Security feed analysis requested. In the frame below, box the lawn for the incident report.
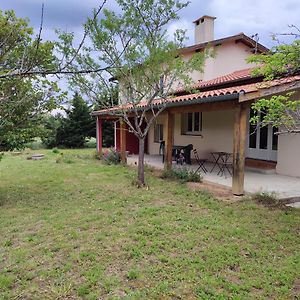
[0,149,299,299]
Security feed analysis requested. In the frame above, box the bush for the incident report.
[161,167,202,183]
[84,137,97,149]
[25,138,45,150]
[250,191,280,206]
[102,148,121,165]
[52,148,60,154]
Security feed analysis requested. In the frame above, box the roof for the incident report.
[175,68,257,94]
[179,33,268,54]
[92,74,300,116]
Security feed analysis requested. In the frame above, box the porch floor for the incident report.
[127,154,300,199]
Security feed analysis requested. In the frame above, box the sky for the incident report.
[1,0,300,48]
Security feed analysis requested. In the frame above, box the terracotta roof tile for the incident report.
[92,75,300,116]
[175,68,255,93]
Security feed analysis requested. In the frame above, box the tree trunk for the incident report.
[138,137,145,186]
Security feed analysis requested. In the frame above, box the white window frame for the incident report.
[183,112,202,135]
[154,123,164,143]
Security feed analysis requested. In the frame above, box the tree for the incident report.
[0,2,107,153]
[248,30,300,134]
[40,114,64,148]
[0,10,63,151]
[56,93,94,148]
[60,0,208,185]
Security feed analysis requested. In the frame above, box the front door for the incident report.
[247,109,278,161]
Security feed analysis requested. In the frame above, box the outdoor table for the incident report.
[210,151,231,173]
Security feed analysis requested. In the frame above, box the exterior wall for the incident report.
[202,42,256,81]
[276,134,300,178]
[118,41,257,102]
[148,109,235,160]
[148,112,168,155]
[170,41,257,92]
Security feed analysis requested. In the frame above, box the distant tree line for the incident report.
[41,92,114,149]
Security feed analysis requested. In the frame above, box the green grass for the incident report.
[0,149,299,299]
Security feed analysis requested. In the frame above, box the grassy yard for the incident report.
[0,149,299,299]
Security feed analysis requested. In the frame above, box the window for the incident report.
[154,124,163,143]
[181,112,202,135]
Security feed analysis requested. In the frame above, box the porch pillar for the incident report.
[120,119,127,164]
[165,111,174,169]
[96,117,103,154]
[232,103,248,195]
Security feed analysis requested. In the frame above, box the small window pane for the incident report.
[259,125,268,150]
[272,127,278,150]
[159,124,163,141]
[187,113,193,132]
[194,112,200,131]
[154,124,163,143]
[249,125,257,149]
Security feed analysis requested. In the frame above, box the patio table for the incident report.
[210,151,231,173]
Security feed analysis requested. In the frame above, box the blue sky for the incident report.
[1,0,300,48]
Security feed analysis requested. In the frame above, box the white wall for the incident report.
[119,41,257,102]
[276,134,300,177]
[202,42,255,81]
[148,109,235,160]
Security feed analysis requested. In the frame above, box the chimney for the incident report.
[193,15,216,44]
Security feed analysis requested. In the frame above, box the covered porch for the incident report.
[93,75,300,197]
[127,154,300,199]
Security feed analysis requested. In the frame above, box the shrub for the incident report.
[251,191,280,206]
[84,137,97,149]
[25,138,45,150]
[52,148,60,154]
[102,148,121,165]
[161,167,202,183]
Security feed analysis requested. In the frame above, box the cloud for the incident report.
[3,0,299,48]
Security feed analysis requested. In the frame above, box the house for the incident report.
[92,15,300,195]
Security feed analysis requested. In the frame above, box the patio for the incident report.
[127,154,300,199]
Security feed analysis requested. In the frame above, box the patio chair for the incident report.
[217,153,233,178]
[193,149,208,174]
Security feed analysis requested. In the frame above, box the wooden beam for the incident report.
[96,117,103,154]
[239,80,300,103]
[165,111,174,169]
[232,103,248,195]
[168,99,238,114]
[120,119,127,164]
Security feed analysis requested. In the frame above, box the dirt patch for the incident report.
[187,181,242,202]
[292,278,300,297]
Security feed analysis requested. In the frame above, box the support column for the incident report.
[96,117,103,154]
[165,111,174,169]
[232,103,248,195]
[120,119,127,164]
